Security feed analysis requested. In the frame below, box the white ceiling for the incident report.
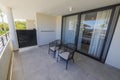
[0,0,120,19]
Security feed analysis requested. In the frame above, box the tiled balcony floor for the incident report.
[12,46,120,80]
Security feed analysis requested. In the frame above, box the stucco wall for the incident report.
[36,13,61,46]
[0,40,12,80]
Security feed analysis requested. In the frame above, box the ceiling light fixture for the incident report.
[69,7,73,12]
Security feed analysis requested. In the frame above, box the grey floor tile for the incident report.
[12,46,120,80]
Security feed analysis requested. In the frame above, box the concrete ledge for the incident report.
[0,40,13,80]
[7,52,14,80]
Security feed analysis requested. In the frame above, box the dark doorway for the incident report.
[16,29,37,48]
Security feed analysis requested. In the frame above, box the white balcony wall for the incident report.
[36,13,62,46]
[0,41,12,80]
[106,15,120,69]
[56,16,62,39]
[26,19,36,30]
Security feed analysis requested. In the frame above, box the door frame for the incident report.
[61,3,120,63]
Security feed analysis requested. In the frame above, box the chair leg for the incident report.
[72,58,74,63]
[57,55,59,62]
[66,60,68,70]
[53,51,56,58]
[48,48,50,54]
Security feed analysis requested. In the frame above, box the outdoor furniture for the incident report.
[57,43,76,70]
[48,40,61,58]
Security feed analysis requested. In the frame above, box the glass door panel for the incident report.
[77,9,112,59]
[62,15,78,44]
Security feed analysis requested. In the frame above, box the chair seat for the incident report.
[50,46,59,51]
[59,52,70,60]
[58,49,64,53]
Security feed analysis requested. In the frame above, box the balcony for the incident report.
[0,32,9,53]
[0,1,120,80]
[11,46,120,80]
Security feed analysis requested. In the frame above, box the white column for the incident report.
[4,7,19,51]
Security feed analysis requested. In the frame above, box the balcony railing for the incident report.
[0,32,9,52]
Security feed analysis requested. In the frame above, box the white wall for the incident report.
[106,15,120,69]
[56,16,62,39]
[26,19,36,30]
[36,13,61,46]
[0,41,12,80]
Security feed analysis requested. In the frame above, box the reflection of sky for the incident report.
[82,19,106,29]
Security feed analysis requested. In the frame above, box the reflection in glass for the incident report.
[77,9,112,58]
[62,15,78,44]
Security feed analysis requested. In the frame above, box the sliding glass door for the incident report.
[62,15,78,44]
[77,9,112,59]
